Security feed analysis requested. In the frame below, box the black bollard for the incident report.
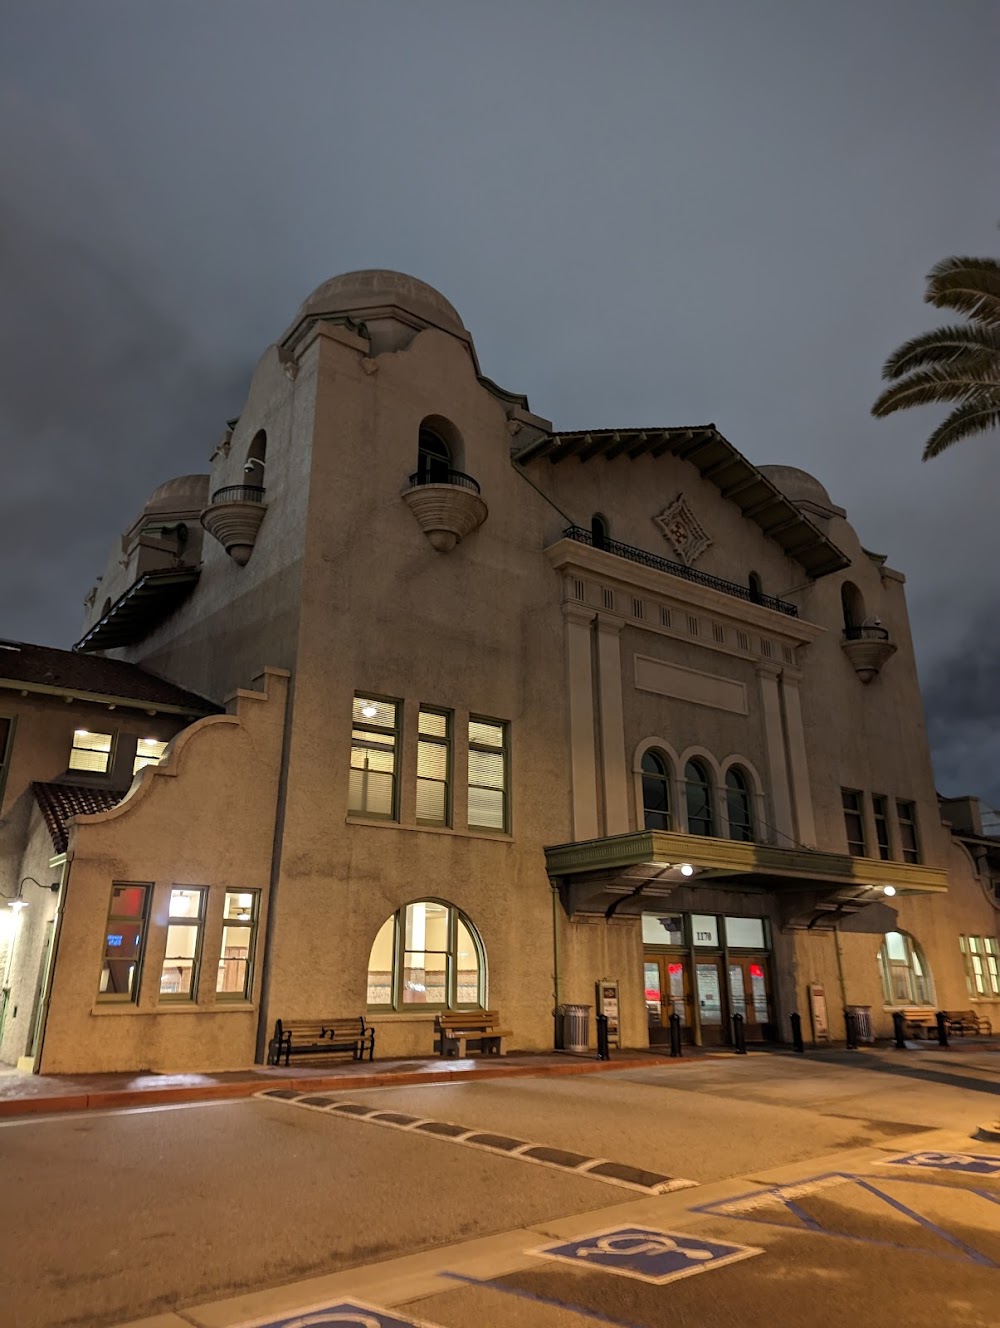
[936,1010,949,1047]
[790,1011,805,1054]
[596,1012,611,1061]
[669,1011,683,1058]
[732,1011,747,1054]
[844,1009,858,1050]
[892,1010,907,1049]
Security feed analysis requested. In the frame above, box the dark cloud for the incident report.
[1,1,998,798]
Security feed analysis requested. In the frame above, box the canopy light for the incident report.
[882,885,897,897]
[680,863,695,877]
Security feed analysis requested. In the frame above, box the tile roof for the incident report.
[0,640,217,714]
[32,782,126,854]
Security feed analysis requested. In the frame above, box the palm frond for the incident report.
[926,256,1000,326]
[871,361,1000,417]
[881,323,1000,379]
[922,398,1000,460]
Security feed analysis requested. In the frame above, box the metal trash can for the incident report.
[847,1004,874,1043]
[559,1003,591,1053]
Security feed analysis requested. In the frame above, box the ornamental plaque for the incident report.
[653,495,711,566]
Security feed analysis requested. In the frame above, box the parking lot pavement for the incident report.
[115,1132,1000,1328]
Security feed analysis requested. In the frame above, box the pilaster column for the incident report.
[563,603,599,840]
[779,668,817,848]
[756,662,795,847]
[595,613,630,836]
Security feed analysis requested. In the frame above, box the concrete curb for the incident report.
[975,1122,1000,1143]
[0,1051,698,1121]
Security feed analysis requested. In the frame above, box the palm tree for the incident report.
[872,243,1000,460]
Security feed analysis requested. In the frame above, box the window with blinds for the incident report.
[349,695,399,819]
[417,707,451,826]
[468,716,508,832]
[69,728,114,774]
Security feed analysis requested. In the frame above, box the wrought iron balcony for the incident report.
[562,526,799,618]
[406,468,481,494]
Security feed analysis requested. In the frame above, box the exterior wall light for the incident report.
[882,885,897,897]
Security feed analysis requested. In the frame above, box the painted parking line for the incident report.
[881,1149,1000,1176]
[531,1224,762,1285]
[258,1090,696,1195]
[231,1300,439,1327]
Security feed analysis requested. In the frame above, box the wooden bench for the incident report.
[896,1007,937,1038]
[268,1016,375,1067]
[435,1010,512,1058]
[944,1009,994,1036]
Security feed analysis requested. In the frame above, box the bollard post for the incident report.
[596,1012,610,1060]
[936,1011,949,1047]
[844,1008,858,1050]
[732,1012,747,1054]
[790,1011,805,1054]
[668,1011,683,1058]
[892,1010,907,1049]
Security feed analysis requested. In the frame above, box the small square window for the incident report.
[133,737,168,774]
[70,729,113,774]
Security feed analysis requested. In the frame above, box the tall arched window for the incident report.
[841,581,866,633]
[725,767,754,841]
[685,759,715,836]
[748,572,763,604]
[641,750,672,831]
[877,931,934,1006]
[244,430,267,484]
[591,514,609,550]
[417,428,452,484]
[367,900,484,1011]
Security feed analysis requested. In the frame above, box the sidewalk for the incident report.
[0,1047,708,1120]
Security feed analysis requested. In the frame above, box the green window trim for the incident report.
[349,694,400,820]
[366,899,485,1012]
[417,707,452,827]
[468,716,509,833]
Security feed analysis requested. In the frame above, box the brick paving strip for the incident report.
[261,1088,699,1195]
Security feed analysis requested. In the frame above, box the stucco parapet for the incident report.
[224,666,291,711]
[545,539,825,645]
[289,319,370,362]
[880,565,906,584]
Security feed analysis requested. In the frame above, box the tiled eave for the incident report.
[515,427,849,579]
[544,830,949,898]
[74,568,200,652]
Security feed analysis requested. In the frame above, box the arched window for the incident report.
[841,581,866,633]
[877,931,934,1006]
[417,427,452,484]
[748,572,763,604]
[244,430,267,484]
[685,759,715,836]
[367,900,484,1011]
[641,750,672,831]
[591,514,609,551]
[725,767,754,841]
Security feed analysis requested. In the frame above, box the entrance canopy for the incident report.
[544,830,948,930]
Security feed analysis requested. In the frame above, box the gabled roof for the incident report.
[32,781,125,854]
[513,425,849,579]
[0,640,217,716]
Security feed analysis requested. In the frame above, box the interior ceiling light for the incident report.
[361,704,378,718]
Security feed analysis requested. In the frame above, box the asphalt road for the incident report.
[3,1049,999,1328]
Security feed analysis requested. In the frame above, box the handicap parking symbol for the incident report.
[534,1225,762,1284]
[885,1151,1000,1177]
[240,1300,438,1328]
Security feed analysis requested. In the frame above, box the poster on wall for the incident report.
[668,961,685,1018]
[809,982,830,1041]
[697,964,723,1024]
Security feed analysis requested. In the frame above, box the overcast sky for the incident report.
[1,1,998,799]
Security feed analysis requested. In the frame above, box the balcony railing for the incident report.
[562,526,799,617]
[407,468,481,495]
[210,484,266,505]
[843,624,889,641]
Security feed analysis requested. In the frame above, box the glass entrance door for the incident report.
[643,954,692,1044]
[695,957,725,1046]
[727,957,773,1041]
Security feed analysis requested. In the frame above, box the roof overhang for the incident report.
[515,427,849,579]
[545,830,947,927]
[74,568,200,652]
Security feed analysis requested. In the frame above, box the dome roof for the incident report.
[758,465,836,511]
[144,474,210,513]
[285,269,466,340]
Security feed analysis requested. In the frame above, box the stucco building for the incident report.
[3,269,997,1074]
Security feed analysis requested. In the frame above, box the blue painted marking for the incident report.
[534,1225,762,1285]
[885,1151,1000,1177]
[239,1301,437,1328]
[442,1270,650,1328]
[852,1177,996,1267]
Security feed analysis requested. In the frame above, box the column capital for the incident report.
[562,602,596,626]
[754,660,782,680]
[595,611,626,634]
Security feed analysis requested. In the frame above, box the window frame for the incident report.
[416,706,452,827]
[69,727,115,775]
[133,737,168,775]
[158,886,208,1002]
[349,694,401,821]
[841,789,866,857]
[877,930,934,1007]
[640,749,672,831]
[366,900,485,1012]
[216,889,261,1002]
[724,767,754,842]
[0,714,14,807]
[871,794,891,861]
[960,935,1000,998]
[684,759,714,837]
[97,882,151,1004]
[467,715,509,834]
[896,799,921,864]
